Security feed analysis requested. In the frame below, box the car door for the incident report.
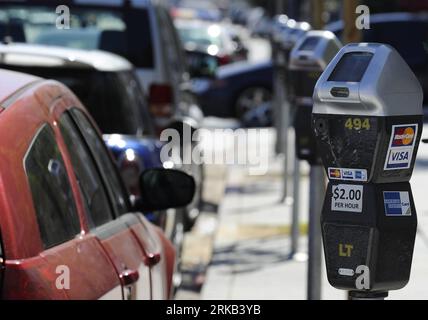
[22,123,122,300]
[59,108,160,300]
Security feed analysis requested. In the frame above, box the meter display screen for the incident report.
[328,52,373,82]
[299,37,319,51]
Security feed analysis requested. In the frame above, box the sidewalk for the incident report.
[201,128,428,300]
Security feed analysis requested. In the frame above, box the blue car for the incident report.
[191,59,274,121]
[105,134,164,196]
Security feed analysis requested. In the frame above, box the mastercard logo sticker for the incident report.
[329,169,341,178]
[391,126,417,147]
[384,124,418,171]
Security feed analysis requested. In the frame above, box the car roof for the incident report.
[0,43,133,72]
[16,0,165,8]
[174,18,221,28]
[217,60,273,79]
[0,68,41,106]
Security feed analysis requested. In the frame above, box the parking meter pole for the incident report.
[273,50,285,155]
[290,152,300,255]
[272,0,286,155]
[280,92,291,202]
[307,164,324,300]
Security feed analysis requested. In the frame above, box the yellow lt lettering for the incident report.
[339,244,354,257]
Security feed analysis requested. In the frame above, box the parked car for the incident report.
[174,0,222,22]
[326,12,428,110]
[0,43,190,289]
[227,26,249,62]
[0,45,160,192]
[0,68,195,299]
[0,0,204,230]
[191,56,274,122]
[174,19,241,66]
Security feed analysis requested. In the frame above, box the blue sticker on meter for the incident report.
[384,124,418,170]
[383,192,411,216]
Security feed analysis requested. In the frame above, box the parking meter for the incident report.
[273,21,311,157]
[289,30,342,164]
[280,21,312,54]
[280,21,312,92]
[312,43,423,296]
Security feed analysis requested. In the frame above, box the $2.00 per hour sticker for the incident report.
[331,184,363,213]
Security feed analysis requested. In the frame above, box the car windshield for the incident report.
[1,66,152,136]
[0,4,154,68]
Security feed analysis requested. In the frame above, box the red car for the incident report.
[0,69,195,299]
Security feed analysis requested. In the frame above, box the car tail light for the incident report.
[217,54,232,66]
[149,84,173,118]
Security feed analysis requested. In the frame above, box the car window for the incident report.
[69,70,145,136]
[119,71,156,136]
[59,112,114,228]
[70,109,129,216]
[157,7,186,77]
[0,4,154,68]
[24,124,80,249]
[0,66,149,136]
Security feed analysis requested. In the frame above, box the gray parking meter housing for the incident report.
[288,30,342,164]
[279,22,312,104]
[313,43,423,117]
[289,30,342,99]
[313,43,423,183]
[313,43,423,294]
[290,31,342,71]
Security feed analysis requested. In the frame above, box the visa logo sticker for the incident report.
[383,191,411,216]
[384,124,418,171]
[342,170,354,179]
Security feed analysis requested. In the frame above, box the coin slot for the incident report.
[330,87,350,98]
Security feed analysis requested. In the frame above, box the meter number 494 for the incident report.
[345,118,371,131]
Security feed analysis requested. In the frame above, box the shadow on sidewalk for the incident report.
[209,235,298,274]
[225,181,279,195]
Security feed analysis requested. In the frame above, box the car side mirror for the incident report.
[134,169,195,212]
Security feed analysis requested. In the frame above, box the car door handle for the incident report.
[119,269,140,286]
[144,253,161,267]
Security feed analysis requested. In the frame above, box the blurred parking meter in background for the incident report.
[313,43,423,300]
[289,30,342,300]
[271,13,288,156]
[271,17,312,204]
